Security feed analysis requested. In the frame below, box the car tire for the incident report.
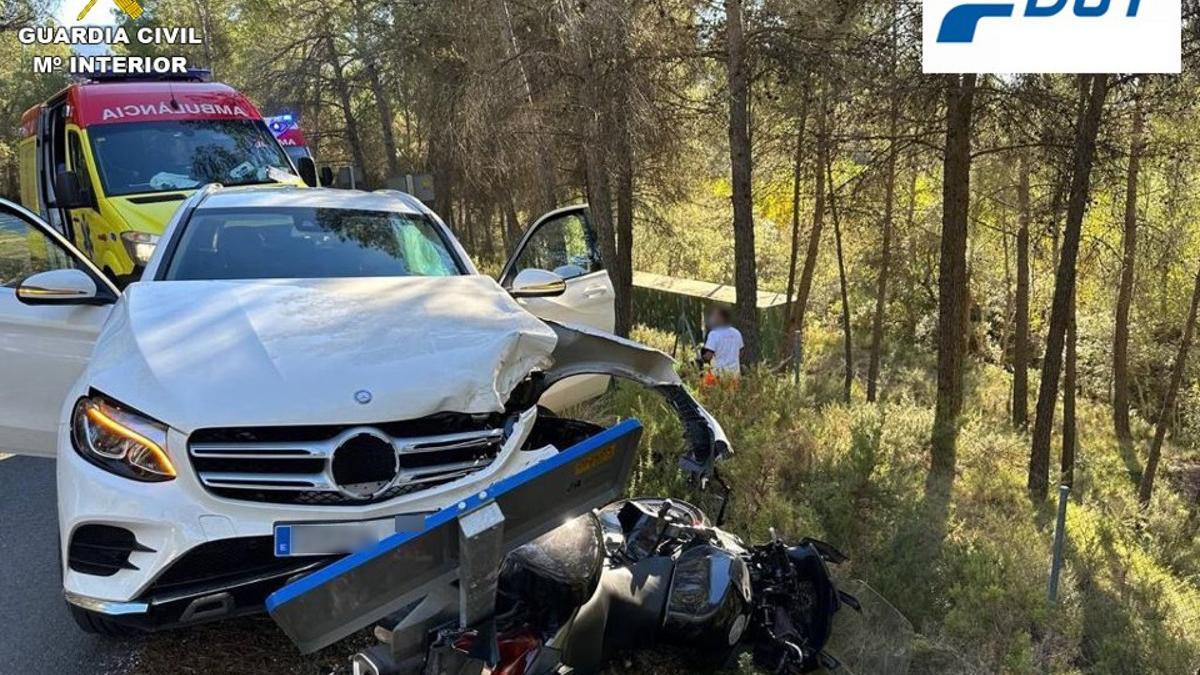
[67,603,143,638]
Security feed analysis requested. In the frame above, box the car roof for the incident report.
[196,187,426,215]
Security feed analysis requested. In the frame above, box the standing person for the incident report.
[701,305,744,378]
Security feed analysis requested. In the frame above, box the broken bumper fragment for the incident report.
[532,321,731,478]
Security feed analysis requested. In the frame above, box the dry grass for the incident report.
[116,325,1200,674]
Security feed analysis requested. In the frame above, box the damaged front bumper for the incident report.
[520,321,731,478]
[66,322,730,631]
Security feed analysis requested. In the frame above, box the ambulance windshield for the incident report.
[88,119,295,196]
[282,145,311,164]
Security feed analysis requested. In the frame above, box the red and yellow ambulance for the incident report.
[19,72,312,284]
[265,114,314,165]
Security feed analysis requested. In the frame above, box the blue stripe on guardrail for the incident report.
[265,417,642,612]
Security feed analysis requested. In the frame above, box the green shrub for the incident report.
[579,330,1200,674]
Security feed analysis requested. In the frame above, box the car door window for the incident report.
[511,212,602,281]
[0,212,77,287]
[67,131,96,205]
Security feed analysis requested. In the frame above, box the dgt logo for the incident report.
[922,0,1179,73]
[939,0,1142,43]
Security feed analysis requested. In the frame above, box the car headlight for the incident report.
[119,231,159,266]
[71,396,176,482]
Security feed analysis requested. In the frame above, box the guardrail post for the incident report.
[1047,483,1070,604]
[792,330,802,387]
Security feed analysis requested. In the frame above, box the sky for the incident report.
[51,0,119,55]
[53,0,119,28]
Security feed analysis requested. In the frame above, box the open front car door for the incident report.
[500,205,616,410]
[0,199,118,456]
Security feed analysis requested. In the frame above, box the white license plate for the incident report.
[274,514,428,557]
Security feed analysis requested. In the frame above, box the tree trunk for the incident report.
[503,196,522,256]
[583,148,616,304]
[1049,176,1063,272]
[1138,263,1200,505]
[192,0,214,71]
[782,93,810,356]
[903,164,919,336]
[614,105,635,338]
[362,59,399,178]
[868,94,899,403]
[867,0,901,403]
[431,140,455,230]
[559,0,618,326]
[609,18,637,339]
[1113,88,1145,443]
[1062,286,1077,486]
[310,84,323,161]
[1013,154,1031,428]
[1028,74,1109,501]
[1002,212,1013,375]
[462,197,476,254]
[351,0,399,179]
[499,0,558,212]
[725,0,759,363]
[790,99,828,366]
[931,74,976,480]
[828,158,853,403]
[325,31,373,189]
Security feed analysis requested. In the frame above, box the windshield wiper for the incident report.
[223,178,279,187]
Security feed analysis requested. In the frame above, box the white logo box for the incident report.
[922,0,1181,74]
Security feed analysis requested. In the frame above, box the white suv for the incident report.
[0,187,727,635]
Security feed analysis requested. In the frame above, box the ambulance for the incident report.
[18,71,316,285]
[265,114,314,165]
[267,114,356,188]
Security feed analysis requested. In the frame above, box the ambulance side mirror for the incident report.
[296,157,318,187]
[319,166,334,187]
[54,171,93,210]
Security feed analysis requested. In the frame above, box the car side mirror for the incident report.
[319,166,334,187]
[54,171,93,210]
[16,268,113,306]
[296,157,318,187]
[510,268,567,298]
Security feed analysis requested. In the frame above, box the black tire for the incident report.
[67,603,143,638]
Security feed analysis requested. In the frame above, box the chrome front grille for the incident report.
[188,418,506,505]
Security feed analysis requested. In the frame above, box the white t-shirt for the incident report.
[704,326,744,375]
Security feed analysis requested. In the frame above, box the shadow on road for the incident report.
[0,455,376,674]
[0,456,135,674]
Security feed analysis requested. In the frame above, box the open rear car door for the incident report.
[499,205,615,411]
[0,199,118,456]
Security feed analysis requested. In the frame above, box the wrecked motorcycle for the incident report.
[355,497,866,675]
[268,393,909,674]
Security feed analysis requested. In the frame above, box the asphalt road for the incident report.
[0,455,135,674]
[0,456,691,674]
[0,455,708,675]
[0,454,373,674]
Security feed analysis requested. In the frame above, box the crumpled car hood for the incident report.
[86,276,558,433]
